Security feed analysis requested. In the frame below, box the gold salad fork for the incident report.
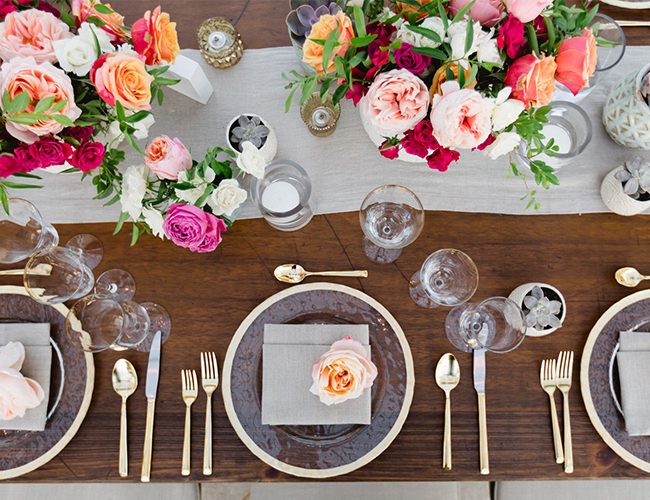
[557,351,574,474]
[181,369,198,476]
[201,352,219,475]
[540,359,564,464]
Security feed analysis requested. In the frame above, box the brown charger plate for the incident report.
[221,283,415,478]
[581,289,650,473]
[0,285,94,480]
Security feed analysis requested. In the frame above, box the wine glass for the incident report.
[0,198,59,264]
[359,185,424,264]
[409,249,479,308]
[94,269,137,301]
[65,233,104,270]
[444,297,527,353]
[23,246,94,305]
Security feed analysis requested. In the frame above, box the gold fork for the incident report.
[557,351,574,474]
[181,369,198,476]
[200,352,219,475]
[540,359,564,464]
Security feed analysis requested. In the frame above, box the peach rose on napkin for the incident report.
[302,11,354,74]
[71,0,127,43]
[0,9,73,63]
[0,342,45,420]
[430,80,493,149]
[90,52,153,110]
[310,337,378,406]
[555,28,597,96]
[503,0,553,24]
[504,53,557,109]
[144,135,192,180]
[132,6,180,66]
[362,69,430,137]
[0,56,82,144]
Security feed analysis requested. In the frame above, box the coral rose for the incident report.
[430,63,477,98]
[310,337,378,406]
[90,53,153,111]
[144,135,192,180]
[504,53,557,108]
[302,11,354,74]
[71,0,127,43]
[449,0,505,27]
[503,0,553,24]
[0,9,73,63]
[0,57,82,144]
[132,6,180,66]
[362,69,430,137]
[430,80,493,149]
[555,28,597,96]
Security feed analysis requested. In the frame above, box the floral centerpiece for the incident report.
[285,0,603,208]
[0,0,180,211]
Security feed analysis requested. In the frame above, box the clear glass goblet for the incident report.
[410,249,479,308]
[359,185,424,264]
[65,233,104,270]
[444,296,527,353]
[0,198,59,264]
[23,246,94,305]
[94,269,136,301]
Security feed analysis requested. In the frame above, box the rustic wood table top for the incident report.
[5,0,650,483]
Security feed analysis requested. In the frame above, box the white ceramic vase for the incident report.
[226,113,278,164]
[508,282,566,337]
[601,165,650,216]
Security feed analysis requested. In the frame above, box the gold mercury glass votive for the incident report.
[300,92,341,138]
[197,17,244,69]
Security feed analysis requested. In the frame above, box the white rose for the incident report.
[397,18,445,49]
[141,207,166,239]
[477,38,503,66]
[120,165,149,220]
[378,7,404,28]
[78,22,114,53]
[492,100,525,132]
[484,132,521,159]
[53,37,97,77]
[447,21,486,67]
[236,141,266,179]
[207,178,247,217]
[174,169,216,205]
[109,113,156,143]
[116,43,138,56]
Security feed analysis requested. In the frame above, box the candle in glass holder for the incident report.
[261,181,301,213]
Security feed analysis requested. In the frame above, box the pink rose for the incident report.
[0,9,72,63]
[0,57,82,144]
[163,203,226,253]
[144,135,192,180]
[0,342,45,420]
[430,81,493,149]
[555,28,597,96]
[29,138,73,167]
[367,39,389,68]
[62,125,94,143]
[427,147,460,172]
[449,0,505,27]
[362,69,430,137]
[504,0,553,24]
[14,145,42,170]
[394,43,431,75]
[497,14,525,59]
[69,141,104,172]
[0,155,26,177]
[194,214,226,253]
[309,337,378,406]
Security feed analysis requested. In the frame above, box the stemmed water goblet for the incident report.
[409,249,479,308]
[444,296,527,353]
[359,185,424,264]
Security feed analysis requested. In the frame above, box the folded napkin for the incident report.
[261,324,371,426]
[0,323,52,431]
[616,331,650,436]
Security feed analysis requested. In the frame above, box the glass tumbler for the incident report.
[0,199,59,264]
[250,159,314,231]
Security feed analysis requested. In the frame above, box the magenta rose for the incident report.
[163,204,227,253]
[401,129,429,158]
[0,0,17,18]
[37,1,61,17]
[379,139,400,160]
[13,145,42,171]
[473,134,496,151]
[394,43,431,74]
[367,39,389,68]
[62,126,94,143]
[194,214,227,253]
[427,147,460,172]
[69,142,105,172]
[29,138,73,167]
[497,15,525,59]
[413,121,439,149]
[0,155,25,177]
[366,21,396,42]
[346,81,369,107]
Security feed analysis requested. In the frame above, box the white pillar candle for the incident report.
[261,181,301,213]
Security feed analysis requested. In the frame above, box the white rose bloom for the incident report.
[120,165,149,220]
[175,169,216,205]
[116,43,138,56]
[53,37,97,77]
[141,207,166,239]
[492,99,525,131]
[378,7,404,28]
[484,132,521,159]
[78,22,114,53]
[477,38,503,66]
[396,18,445,49]
[207,178,247,217]
[108,113,155,143]
[447,21,487,67]
[236,141,266,179]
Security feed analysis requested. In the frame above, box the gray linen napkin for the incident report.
[617,331,650,436]
[261,324,371,426]
[0,323,52,431]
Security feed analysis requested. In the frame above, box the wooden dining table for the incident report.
[4,0,650,483]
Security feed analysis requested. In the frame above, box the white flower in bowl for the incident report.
[236,141,266,179]
[207,178,247,217]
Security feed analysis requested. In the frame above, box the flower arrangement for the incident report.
[285,0,604,208]
[0,0,181,211]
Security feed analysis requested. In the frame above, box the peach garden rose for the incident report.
[504,53,557,109]
[144,135,192,180]
[310,337,378,406]
[555,28,597,96]
[132,6,180,66]
[90,52,153,111]
[302,10,354,74]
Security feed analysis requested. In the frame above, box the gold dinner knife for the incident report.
[141,331,162,482]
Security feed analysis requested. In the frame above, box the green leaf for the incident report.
[59,8,76,29]
[526,24,540,56]
[411,46,447,61]
[195,185,214,207]
[464,14,474,55]
[115,100,125,122]
[438,1,449,30]
[0,185,7,215]
[334,55,346,76]
[348,51,366,68]
[12,172,42,180]
[458,65,466,87]
[93,3,114,14]
[34,96,56,114]
[154,77,181,86]
[52,114,75,127]
[445,65,455,82]
[104,193,121,207]
[354,6,366,37]
[130,222,140,246]
[301,77,318,104]
[0,181,43,189]
[2,90,10,111]
[7,115,40,125]
[51,100,68,113]
[544,16,556,50]
[583,4,599,28]
[6,92,30,115]
[332,83,348,106]
[397,0,423,8]
[124,110,152,123]
[320,78,333,98]
[285,86,298,113]
[406,24,442,44]
[321,26,340,74]
[86,16,107,28]
[453,0,476,23]
[466,63,479,88]
[351,34,377,48]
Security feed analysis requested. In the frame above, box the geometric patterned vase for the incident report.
[602,62,650,150]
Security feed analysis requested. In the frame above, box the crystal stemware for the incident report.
[65,233,104,270]
[0,198,59,264]
[359,185,424,264]
[409,249,479,308]
[94,269,137,301]
[444,297,527,353]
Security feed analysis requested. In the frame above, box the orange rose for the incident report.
[555,29,597,96]
[504,53,557,109]
[71,0,127,43]
[396,0,433,20]
[131,6,180,66]
[302,11,354,74]
[90,53,153,110]
[430,63,477,98]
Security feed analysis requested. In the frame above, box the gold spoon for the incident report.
[274,264,368,284]
[112,359,138,477]
[435,353,460,470]
[615,267,650,287]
